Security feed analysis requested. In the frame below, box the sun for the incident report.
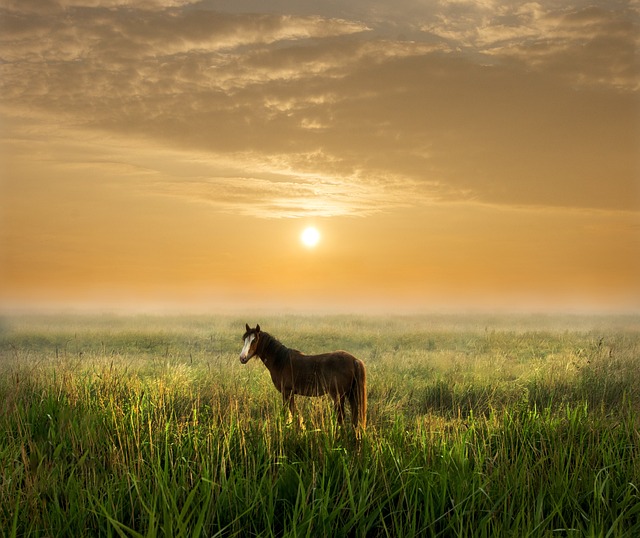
[301,226,321,248]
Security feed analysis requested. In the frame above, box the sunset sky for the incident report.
[1,0,639,313]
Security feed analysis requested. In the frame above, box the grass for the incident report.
[0,313,639,537]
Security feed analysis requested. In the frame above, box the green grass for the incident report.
[1,313,639,537]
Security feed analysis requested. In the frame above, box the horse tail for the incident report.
[351,358,367,430]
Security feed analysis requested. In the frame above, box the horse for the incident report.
[239,324,367,430]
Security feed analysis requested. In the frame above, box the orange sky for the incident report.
[1,0,639,313]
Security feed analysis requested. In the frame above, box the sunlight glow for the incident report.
[301,226,321,248]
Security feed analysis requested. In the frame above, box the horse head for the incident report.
[240,323,261,364]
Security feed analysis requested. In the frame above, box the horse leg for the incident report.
[282,390,295,424]
[333,393,346,425]
[282,390,304,428]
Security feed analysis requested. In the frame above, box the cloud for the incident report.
[146,173,399,219]
[123,145,419,219]
[422,2,640,91]
[1,0,638,219]
[0,0,201,13]
[495,5,639,91]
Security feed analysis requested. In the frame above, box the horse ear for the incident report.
[256,324,261,333]
[245,323,250,332]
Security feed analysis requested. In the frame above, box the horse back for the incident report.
[288,350,359,396]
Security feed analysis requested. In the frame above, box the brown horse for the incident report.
[239,324,367,429]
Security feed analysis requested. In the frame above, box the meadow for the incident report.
[0,313,639,537]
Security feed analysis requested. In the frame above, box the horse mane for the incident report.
[259,331,290,364]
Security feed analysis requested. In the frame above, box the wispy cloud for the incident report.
[422,2,639,90]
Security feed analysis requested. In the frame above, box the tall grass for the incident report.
[1,314,639,537]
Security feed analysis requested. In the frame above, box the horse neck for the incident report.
[257,333,289,368]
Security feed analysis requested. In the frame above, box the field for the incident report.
[1,313,639,537]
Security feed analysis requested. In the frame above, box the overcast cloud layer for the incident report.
[1,0,638,219]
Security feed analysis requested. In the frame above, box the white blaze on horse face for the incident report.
[240,334,255,362]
